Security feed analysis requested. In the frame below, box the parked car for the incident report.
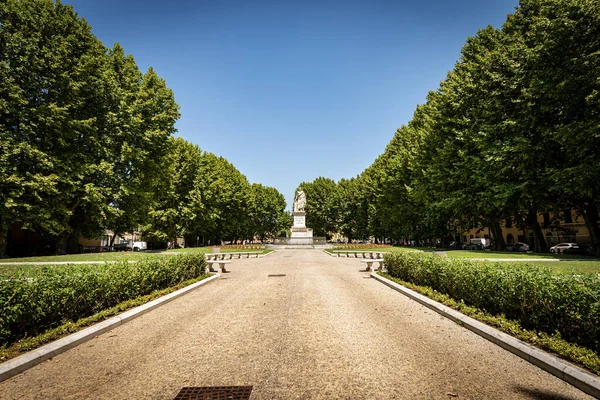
[464,238,489,250]
[469,238,490,249]
[465,242,484,250]
[506,242,529,252]
[113,241,131,251]
[549,243,588,255]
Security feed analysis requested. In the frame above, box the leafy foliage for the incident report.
[142,138,287,245]
[299,178,340,237]
[381,272,600,375]
[0,254,207,345]
[304,0,600,252]
[0,0,286,255]
[385,252,600,353]
[0,0,178,255]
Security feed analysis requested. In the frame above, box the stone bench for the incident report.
[206,260,232,273]
[360,259,384,272]
[333,251,385,259]
[206,252,261,260]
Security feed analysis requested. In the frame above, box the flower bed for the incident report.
[216,245,265,250]
[333,244,391,249]
[384,252,600,354]
[0,253,207,346]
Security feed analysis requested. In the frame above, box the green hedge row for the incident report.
[0,254,207,345]
[384,252,600,353]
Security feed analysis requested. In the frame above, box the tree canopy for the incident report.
[300,0,600,253]
[0,0,288,256]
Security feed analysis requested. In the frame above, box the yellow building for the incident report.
[463,209,590,248]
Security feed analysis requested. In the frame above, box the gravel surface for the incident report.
[0,249,593,399]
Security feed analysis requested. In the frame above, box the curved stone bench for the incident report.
[206,260,232,273]
[360,259,384,272]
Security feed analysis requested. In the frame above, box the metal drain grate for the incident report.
[268,274,286,277]
[174,386,253,400]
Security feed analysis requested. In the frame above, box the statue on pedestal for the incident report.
[293,188,306,213]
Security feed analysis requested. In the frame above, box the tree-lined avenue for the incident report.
[0,250,591,399]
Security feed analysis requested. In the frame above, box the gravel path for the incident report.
[0,249,593,399]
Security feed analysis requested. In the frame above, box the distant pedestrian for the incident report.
[167,241,172,250]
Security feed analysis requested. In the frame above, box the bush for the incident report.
[385,252,600,353]
[0,254,207,345]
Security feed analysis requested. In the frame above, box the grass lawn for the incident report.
[0,251,173,264]
[327,246,425,254]
[164,247,268,254]
[0,247,270,263]
[445,250,600,260]
[440,251,600,274]
[162,247,210,253]
[0,248,272,275]
[506,260,600,275]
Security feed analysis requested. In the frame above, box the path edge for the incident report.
[258,250,275,258]
[0,273,221,383]
[371,272,600,398]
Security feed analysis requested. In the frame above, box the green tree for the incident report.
[103,45,179,246]
[275,210,293,237]
[0,0,114,254]
[246,184,287,241]
[192,153,250,245]
[502,0,600,253]
[299,178,339,238]
[0,1,179,256]
[142,138,203,245]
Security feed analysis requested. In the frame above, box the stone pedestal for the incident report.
[290,212,313,245]
[293,213,306,228]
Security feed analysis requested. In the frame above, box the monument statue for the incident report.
[293,188,306,212]
[290,187,312,244]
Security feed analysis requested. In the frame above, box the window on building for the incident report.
[506,233,514,244]
[543,213,551,226]
[505,218,512,228]
[563,209,573,224]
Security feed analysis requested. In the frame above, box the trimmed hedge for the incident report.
[0,254,207,345]
[385,252,600,353]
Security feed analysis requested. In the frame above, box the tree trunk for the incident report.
[579,199,600,255]
[55,234,68,255]
[54,198,83,255]
[527,206,548,253]
[67,233,79,254]
[490,220,506,250]
[109,233,118,247]
[0,231,7,258]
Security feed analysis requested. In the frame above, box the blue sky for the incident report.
[64,0,519,209]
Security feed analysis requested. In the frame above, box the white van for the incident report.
[132,241,147,251]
